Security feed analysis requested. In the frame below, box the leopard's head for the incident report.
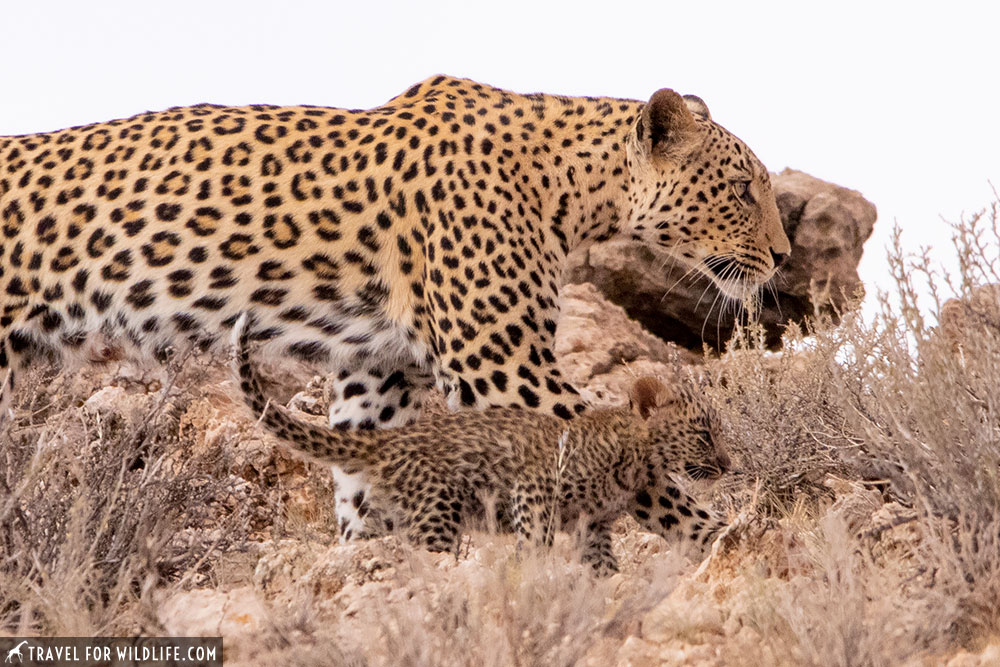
[628,376,729,484]
[625,89,791,300]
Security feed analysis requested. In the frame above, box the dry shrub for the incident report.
[832,205,1000,648]
[708,196,1000,657]
[727,512,952,667]
[0,359,254,635]
[707,314,864,514]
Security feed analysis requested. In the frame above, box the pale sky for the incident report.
[2,0,998,317]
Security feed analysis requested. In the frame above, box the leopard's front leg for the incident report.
[428,276,587,420]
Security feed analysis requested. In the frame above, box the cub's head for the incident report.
[627,376,729,549]
[629,376,729,483]
[624,90,791,300]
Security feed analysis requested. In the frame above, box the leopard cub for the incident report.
[232,314,730,574]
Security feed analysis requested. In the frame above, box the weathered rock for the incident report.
[565,169,877,352]
[823,475,884,535]
[939,283,1000,354]
[253,536,421,608]
[556,282,703,406]
[156,587,269,637]
[772,169,876,303]
[944,644,1000,667]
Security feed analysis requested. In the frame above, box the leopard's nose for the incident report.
[714,450,731,474]
[770,249,789,269]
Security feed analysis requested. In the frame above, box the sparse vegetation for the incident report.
[2,200,999,665]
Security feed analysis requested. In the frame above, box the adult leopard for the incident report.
[0,75,789,540]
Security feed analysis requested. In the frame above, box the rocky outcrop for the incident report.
[565,169,877,352]
[938,283,1000,354]
[556,282,702,405]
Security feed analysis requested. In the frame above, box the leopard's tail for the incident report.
[231,312,379,468]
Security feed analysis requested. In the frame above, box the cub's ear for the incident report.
[682,94,711,121]
[634,88,702,161]
[629,376,677,419]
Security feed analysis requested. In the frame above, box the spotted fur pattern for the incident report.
[0,75,787,538]
[234,313,729,573]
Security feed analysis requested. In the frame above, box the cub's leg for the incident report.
[326,360,432,542]
[632,482,723,553]
[511,480,555,550]
[402,485,462,554]
[581,518,619,575]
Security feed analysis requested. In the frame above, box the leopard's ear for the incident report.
[629,376,677,419]
[683,94,711,121]
[634,89,702,161]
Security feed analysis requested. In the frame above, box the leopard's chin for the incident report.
[712,276,759,302]
[698,255,772,302]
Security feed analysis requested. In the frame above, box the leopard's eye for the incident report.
[731,179,753,202]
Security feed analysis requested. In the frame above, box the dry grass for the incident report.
[0,355,270,635]
[333,549,682,667]
[1,199,999,664]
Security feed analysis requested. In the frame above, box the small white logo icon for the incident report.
[5,641,28,663]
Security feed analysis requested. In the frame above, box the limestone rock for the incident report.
[156,587,269,637]
[823,475,884,535]
[556,282,703,407]
[565,169,877,352]
[939,283,1000,354]
[945,644,1000,667]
